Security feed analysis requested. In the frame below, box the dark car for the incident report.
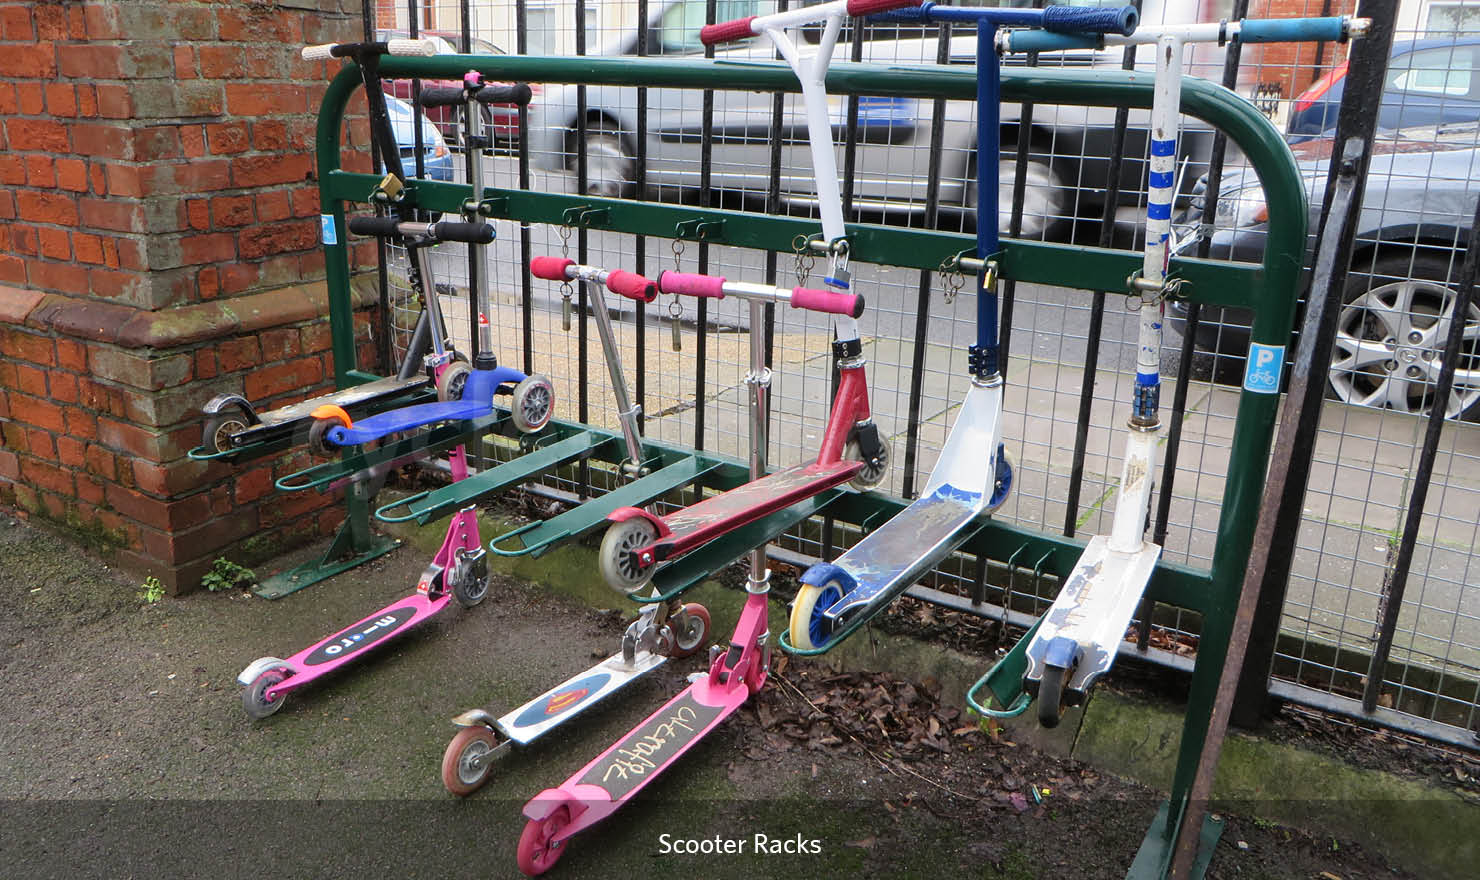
[1166,123,1480,419]
[1286,37,1480,141]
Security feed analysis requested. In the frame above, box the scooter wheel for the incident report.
[306,418,338,457]
[201,410,249,454]
[669,602,711,659]
[510,374,554,433]
[599,518,658,594]
[436,361,472,403]
[451,566,490,609]
[241,670,287,720]
[987,444,1015,511]
[844,436,891,491]
[1037,663,1069,730]
[441,725,500,797]
[788,580,843,651]
[516,805,571,876]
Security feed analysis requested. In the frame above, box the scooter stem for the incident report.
[466,80,496,363]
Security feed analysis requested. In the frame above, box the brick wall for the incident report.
[1246,0,1362,98]
[0,0,381,592]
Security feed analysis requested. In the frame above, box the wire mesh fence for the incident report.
[363,0,1480,749]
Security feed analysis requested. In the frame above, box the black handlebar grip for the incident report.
[430,221,495,244]
[475,83,533,106]
[347,216,402,238]
[418,86,469,108]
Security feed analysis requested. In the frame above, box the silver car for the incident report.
[1168,121,1480,419]
[529,0,1221,240]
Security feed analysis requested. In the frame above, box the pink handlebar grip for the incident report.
[606,270,658,303]
[846,0,922,16]
[700,16,758,45]
[658,271,727,299]
[530,256,575,282]
[791,286,864,318]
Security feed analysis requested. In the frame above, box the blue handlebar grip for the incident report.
[1238,16,1349,43]
[867,6,930,24]
[1042,5,1138,36]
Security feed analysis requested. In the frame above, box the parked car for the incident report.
[528,0,1225,240]
[387,94,454,182]
[1287,36,1480,141]
[1166,123,1480,419]
[376,29,533,143]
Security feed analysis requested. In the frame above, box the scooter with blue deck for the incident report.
[996,12,1368,727]
[783,2,1140,656]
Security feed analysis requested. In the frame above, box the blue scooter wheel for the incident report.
[789,581,843,651]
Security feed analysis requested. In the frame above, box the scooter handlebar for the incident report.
[846,0,922,17]
[1042,5,1137,35]
[699,16,758,46]
[792,286,864,318]
[1238,16,1356,43]
[476,83,533,105]
[871,3,1136,36]
[301,38,438,62]
[348,217,495,244]
[529,256,575,282]
[418,86,467,108]
[657,271,727,299]
[606,270,659,303]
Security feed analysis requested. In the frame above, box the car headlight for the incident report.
[1212,186,1269,230]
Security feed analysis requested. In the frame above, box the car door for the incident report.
[1381,43,1480,131]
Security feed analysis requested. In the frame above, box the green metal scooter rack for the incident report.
[309,53,1306,879]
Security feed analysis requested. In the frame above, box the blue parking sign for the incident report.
[320,214,338,246]
[1243,343,1285,394]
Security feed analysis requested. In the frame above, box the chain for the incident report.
[669,238,685,351]
[939,256,966,305]
[558,225,574,330]
[792,234,815,287]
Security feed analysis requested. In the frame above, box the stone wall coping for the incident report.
[0,275,378,350]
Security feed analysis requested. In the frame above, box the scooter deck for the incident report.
[528,670,749,841]
[656,459,861,557]
[1023,535,1161,694]
[277,413,502,493]
[245,591,451,700]
[332,398,490,445]
[496,649,669,746]
[821,483,987,625]
[248,374,430,434]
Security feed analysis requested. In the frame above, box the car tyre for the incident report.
[567,118,634,199]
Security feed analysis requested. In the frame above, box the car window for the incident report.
[656,0,771,55]
[1387,46,1477,98]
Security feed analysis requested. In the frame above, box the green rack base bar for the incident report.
[306,55,1309,880]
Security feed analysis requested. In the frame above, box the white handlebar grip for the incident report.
[387,38,438,56]
[301,43,335,61]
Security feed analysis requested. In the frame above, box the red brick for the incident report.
[0,156,23,185]
[50,372,79,404]
[56,339,87,372]
[290,187,319,218]
[45,83,77,117]
[33,3,67,39]
[71,123,132,160]
[37,227,69,261]
[83,444,115,480]
[88,163,105,194]
[75,473,104,506]
[226,83,306,117]
[0,84,15,115]
[0,255,24,284]
[1,6,34,40]
[79,198,143,233]
[9,118,69,153]
[0,43,57,78]
[211,195,253,228]
[56,435,85,468]
[104,483,173,531]
[54,158,87,192]
[15,82,44,115]
[0,449,17,481]
[25,427,54,458]
[220,262,261,294]
[197,265,220,300]
[5,328,55,366]
[97,417,166,460]
[94,83,133,120]
[66,408,98,441]
[205,121,249,155]
[260,328,301,362]
[217,7,302,44]
[244,358,322,399]
[20,456,72,497]
[2,420,29,453]
[180,232,235,265]
[76,85,97,118]
[25,155,55,188]
[194,348,218,379]
[173,45,197,79]
[14,363,48,396]
[31,261,89,296]
[184,198,209,231]
[300,322,333,354]
[232,154,313,189]
[133,126,181,162]
[133,458,209,497]
[17,191,78,226]
[12,226,36,256]
[180,124,206,159]
[20,396,66,433]
[254,189,291,222]
[234,466,274,504]
[239,219,316,260]
[217,337,261,372]
[250,120,289,152]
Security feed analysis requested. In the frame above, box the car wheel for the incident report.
[1330,253,1480,419]
[567,118,634,199]
[965,151,1067,241]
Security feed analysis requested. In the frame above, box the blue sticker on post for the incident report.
[320,214,338,246]
[1243,342,1285,394]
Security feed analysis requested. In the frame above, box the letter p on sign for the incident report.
[1242,343,1285,394]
